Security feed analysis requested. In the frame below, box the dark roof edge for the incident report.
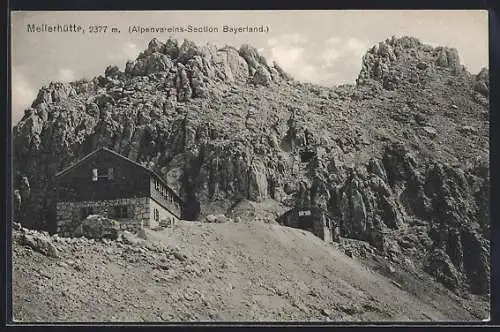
[55,147,183,203]
[55,147,106,177]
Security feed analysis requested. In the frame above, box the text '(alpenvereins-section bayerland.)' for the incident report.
[127,25,270,34]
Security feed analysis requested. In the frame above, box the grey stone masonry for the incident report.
[56,197,150,235]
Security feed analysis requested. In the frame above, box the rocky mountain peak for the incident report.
[357,36,474,91]
[121,38,291,90]
[12,36,490,296]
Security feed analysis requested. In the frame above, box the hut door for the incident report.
[297,216,314,232]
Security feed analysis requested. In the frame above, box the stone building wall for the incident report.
[277,208,337,243]
[149,198,179,228]
[150,177,182,218]
[56,197,150,235]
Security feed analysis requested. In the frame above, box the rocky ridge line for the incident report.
[12,36,490,296]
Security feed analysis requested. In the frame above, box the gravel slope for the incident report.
[12,221,489,322]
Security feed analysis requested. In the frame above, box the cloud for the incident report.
[268,33,307,47]
[106,42,139,67]
[124,43,139,59]
[266,33,321,82]
[269,45,306,69]
[308,37,370,85]
[321,37,369,68]
[11,68,36,124]
[264,33,370,85]
[321,48,341,66]
[325,37,342,45]
[343,38,370,65]
[57,68,76,82]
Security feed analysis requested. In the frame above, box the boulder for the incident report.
[17,231,59,258]
[120,230,141,245]
[79,215,120,240]
[204,214,229,223]
[136,227,148,239]
[250,65,272,86]
[416,62,428,70]
[422,126,437,138]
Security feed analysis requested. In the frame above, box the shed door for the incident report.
[297,216,314,232]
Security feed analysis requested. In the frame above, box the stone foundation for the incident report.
[56,197,181,236]
[56,197,150,235]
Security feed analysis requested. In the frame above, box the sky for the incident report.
[11,10,489,125]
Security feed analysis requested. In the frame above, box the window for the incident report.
[81,206,94,219]
[92,167,114,181]
[154,208,159,221]
[107,168,114,180]
[114,205,129,218]
[298,210,311,217]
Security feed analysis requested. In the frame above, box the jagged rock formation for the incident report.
[357,36,466,90]
[12,36,489,295]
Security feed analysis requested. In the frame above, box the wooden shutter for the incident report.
[107,168,114,180]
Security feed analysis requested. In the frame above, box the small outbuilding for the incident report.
[276,206,339,243]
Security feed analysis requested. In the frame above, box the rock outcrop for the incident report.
[13,225,59,258]
[357,36,467,90]
[12,36,489,295]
